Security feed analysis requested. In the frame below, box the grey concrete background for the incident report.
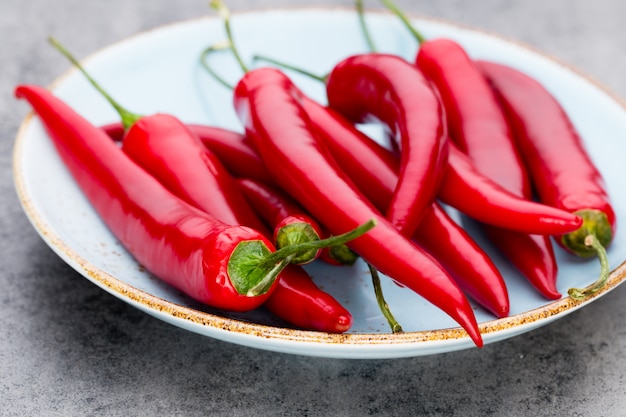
[3,0,626,416]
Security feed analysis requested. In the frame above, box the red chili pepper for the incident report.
[102,122,360,267]
[123,117,356,331]
[441,145,582,235]
[325,53,448,239]
[382,1,562,299]
[477,60,616,299]
[299,96,508,317]
[56,42,354,333]
[233,67,483,347]
[15,84,286,311]
[237,178,323,264]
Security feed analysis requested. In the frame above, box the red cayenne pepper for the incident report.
[232,66,483,346]
[383,0,562,299]
[325,52,448,238]
[120,117,356,332]
[16,84,289,311]
[477,60,615,299]
[299,97,509,317]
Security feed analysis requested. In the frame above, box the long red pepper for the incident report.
[122,118,354,332]
[383,0,562,299]
[325,52,448,238]
[300,97,509,317]
[477,60,615,299]
[52,40,357,333]
[15,84,288,311]
[233,67,483,346]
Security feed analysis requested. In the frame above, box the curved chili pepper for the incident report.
[382,0,561,299]
[477,60,616,299]
[237,178,323,264]
[299,96,508,317]
[441,145,582,235]
[325,52,448,238]
[15,84,286,311]
[65,65,354,331]
[233,67,483,346]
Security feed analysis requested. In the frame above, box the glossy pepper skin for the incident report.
[102,122,273,184]
[110,117,352,333]
[301,95,582,236]
[16,85,279,311]
[415,39,561,300]
[477,60,616,255]
[300,97,508,317]
[121,114,267,231]
[233,67,483,347]
[325,53,448,238]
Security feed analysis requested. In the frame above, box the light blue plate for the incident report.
[13,8,626,358]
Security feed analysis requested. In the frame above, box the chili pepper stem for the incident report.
[567,234,611,300]
[200,41,236,90]
[258,219,376,270]
[48,37,142,130]
[380,0,426,45]
[210,0,249,73]
[252,55,328,82]
[368,263,403,333]
[356,0,377,53]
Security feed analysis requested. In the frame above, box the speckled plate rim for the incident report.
[12,7,626,359]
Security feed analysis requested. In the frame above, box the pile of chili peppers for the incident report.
[14,0,617,349]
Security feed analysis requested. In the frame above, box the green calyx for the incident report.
[227,240,292,297]
[560,209,612,258]
[227,219,376,297]
[275,223,322,265]
[565,209,613,301]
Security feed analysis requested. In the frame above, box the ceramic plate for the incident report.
[13,8,626,359]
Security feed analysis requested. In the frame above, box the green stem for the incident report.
[210,0,249,73]
[356,0,377,52]
[380,0,426,45]
[252,55,328,83]
[200,41,236,90]
[258,219,376,270]
[368,263,403,333]
[48,37,142,130]
[568,234,611,300]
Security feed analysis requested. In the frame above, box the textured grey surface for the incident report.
[3,0,626,416]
